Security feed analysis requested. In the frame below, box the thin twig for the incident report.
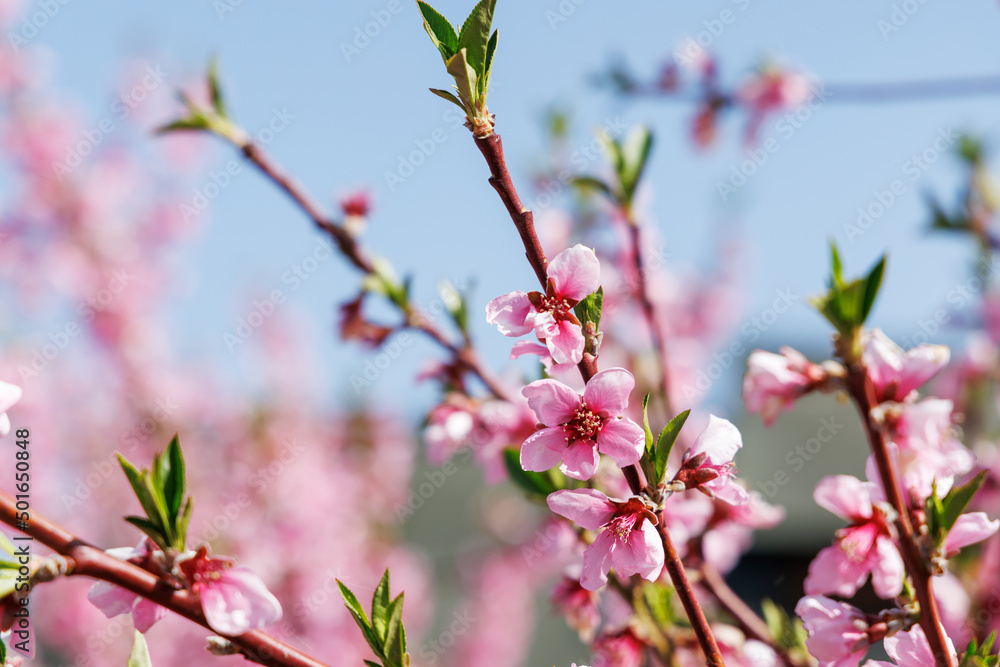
[0,492,329,667]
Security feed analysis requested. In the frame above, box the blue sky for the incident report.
[23,0,1000,410]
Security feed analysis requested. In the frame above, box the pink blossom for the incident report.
[795,595,871,666]
[550,573,600,641]
[86,539,169,633]
[509,340,580,383]
[862,329,949,402]
[863,624,957,667]
[547,489,664,590]
[178,547,282,636]
[591,628,644,667]
[736,66,813,145]
[702,491,785,573]
[671,415,749,505]
[942,512,999,557]
[743,347,826,426]
[804,475,904,599]
[520,368,644,480]
[486,244,601,365]
[0,380,22,437]
[891,399,974,485]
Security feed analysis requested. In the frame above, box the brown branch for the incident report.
[656,516,725,667]
[233,139,512,402]
[845,371,955,667]
[0,491,328,667]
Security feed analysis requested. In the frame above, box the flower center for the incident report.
[605,512,639,540]
[565,403,603,442]
[538,294,573,321]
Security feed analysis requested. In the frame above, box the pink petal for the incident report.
[87,582,136,618]
[813,475,874,522]
[132,598,169,633]
[509,340,551,360]
[522,379,581,426]
[803,545,868,598]
[582,367,635,416]
[883,625,955,665]
[201,569,282,636]
[580,530,615,591]
[944,512,999,554]
[688,415,742,464]
[485,291,534,336]
[703,524,752,574]
[545,320,585,365]
[869,536,904,599]
[706,477,750,506]
[547,244,601,302]
[595,418,644,468]
[0,380,22,413]
[897,344,950,397]
[520,427,567,473]
[546,489,616,531]
[560,440,600,480]
[613,522,664,582]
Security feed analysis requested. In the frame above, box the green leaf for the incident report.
[480,28,498,100]
[164,435,186,523]
[155,118,210,135]
[372,569,392,644]
[338,580,382,657]
[941,471,988,535]
[207,57,226,117]
[829,242,843,287]
[417,1,459,62]
[383,593,406,667]
[619,126,654,204]
[502,448,559,498]
[127,630,153,667]
[429,88,467,111]
[571,176,615,200]
[572,286,603,332]
[639,394,656,485]
[654,410,690,485]
[118,454,168,533]
[176,498,193,549]
[860,255,886,323]
[0,633,6,666]
[457,0,497,74]
[125,516,168,550]
[445,48,478,110]
[641,582,674,628]
[363,661,382,667]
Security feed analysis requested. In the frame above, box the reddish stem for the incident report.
[656,517,725,666]
[473,128,722,664]
[846,370,955,667]
[0,492,328,667]
[235,140,511,402]
[626,221,673,416]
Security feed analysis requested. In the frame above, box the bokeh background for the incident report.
[4,0,1000,665]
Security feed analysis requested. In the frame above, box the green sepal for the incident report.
[457,0,497,74]
[503,448,562,498]
[654,410,690,485]
[416,1,459,62]
[573,286,603,333]
[127,630,153,667]
[962,631,999,667]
